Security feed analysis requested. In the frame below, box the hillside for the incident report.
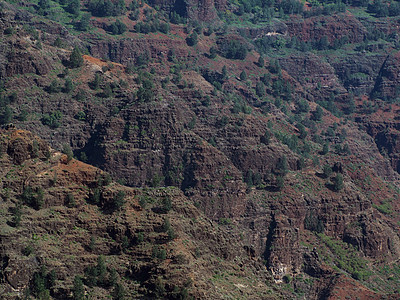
[0,0,400,298]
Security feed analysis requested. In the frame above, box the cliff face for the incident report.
[0,129,280,299]
[146,0,226,21]
[285,14,367,43]
[1,1,400,299]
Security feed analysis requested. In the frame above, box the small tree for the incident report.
[260,130,271,144]
[240,70,247,81]
[113,283,125,300]
[12,202,23,227]
[72,276,84,300]
[102,83,113,98]
[109,268,118,287]
[66,0,80,15]
[221,65,227,80]
[186,31,198,46]
[258,55,264,67]
[322,143,329,155]
[62,144,73,162]
[113,191,125,211]
[96,255,107,286]
[276,175,284,191]
[333,173,344,191]
[64,78,73,93]
[256,81,265,98]
[245,169,253,187]
[66,192,76,208]
[276,155,288,176]
[322,165,332,178]
[313,105,323,121]
[162,196,172,213]
[209,46,217,58]
[77,13,91,31]
[297,123,307,139]
[69,47,84,68]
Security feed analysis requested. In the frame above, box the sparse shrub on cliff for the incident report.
[162,196,172,213]
[102,83,113,98]
[63,78,73,93]
[256,81,265,98]
[136,232,144,244]
[4,27,14,35]
[258,55,265,67]
[321,142,329,155]
[90,188,101,205]
[153,246,167,260]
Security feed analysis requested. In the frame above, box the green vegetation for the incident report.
[69,47,84,68]
[318,233,370,280]
[62,144,74,162]
[72,276,84,300]
[332,173,344,191]
[41,111,63,128]
[112,190,125,211]
[219,39,247,60]
[373,199,393,215]
[21,186,44,210]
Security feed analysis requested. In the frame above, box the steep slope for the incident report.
[1,0,400,298]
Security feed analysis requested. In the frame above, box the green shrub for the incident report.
[186,32,198,46]
[41,111,63,129]
[69,47,84,68]
[62,144,73,162]
[332,173,344,191]
[135,232,144,244]
[73,276,84,300]
[322,165,332,178]
[22,186,44,210]
[66,193,76,208]
[113,283,125,300]
[4,27,14,35]
[112,191,125,211]
[219,39,247,60]
[12,202,23,227]
[22,245,34,256]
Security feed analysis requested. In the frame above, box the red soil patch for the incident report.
[83,55,124,69]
